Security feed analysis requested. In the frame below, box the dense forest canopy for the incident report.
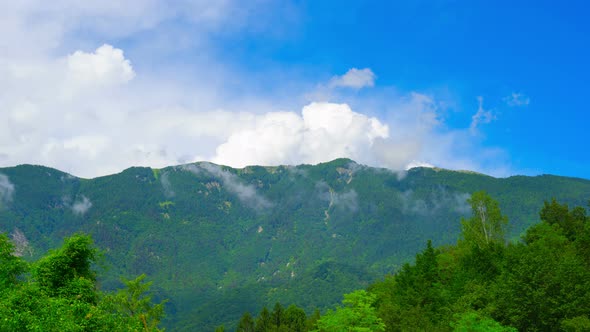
[1,160,590,330]
[0,233,166,331]
[231,193,590,331]
[6,192,584,331]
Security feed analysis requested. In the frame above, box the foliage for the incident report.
[314,290,385,332]
[561,316,590,332]
[451,311,516,332]
[0,233,27,289]
[365,193,590,331]
[33,233,98,296]
[284,304,308,332]
[1,161,590,330]
[460,191,508,248]
[255,307,271,332]
[539,198,586,241]
[237,312,255,332]
[0,233,166,331]
[108,274,168,331]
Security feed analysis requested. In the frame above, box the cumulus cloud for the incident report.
[72,195,93,215]
[329,68,376,89]
[504,92,530,107]
[470,96,496,133]
[0,1,514,178]
[0,51,510,178]
[183,163,272,211]
[67,44,135,86]
[366,92,445,171]
[0,173,15,205]
[212,102,389,168]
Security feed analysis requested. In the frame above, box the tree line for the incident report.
[232,192,590,331]
[3,191,589,331]
[0,233,166,331]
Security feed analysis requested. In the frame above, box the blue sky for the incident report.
[0,1,588,179]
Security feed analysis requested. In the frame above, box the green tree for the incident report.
[255,307,272,332]
[109,274,167,331]
[306,309,321,331]
[237,312,255,332]
[540,199,585,240]
[492,222,590,330]
[0,233,27,289]
[0,233,167,331]
[461,191,508,249]
[272,302,285,328]
[392,240,447,329]
[314,290,385,332]
[284,304,307,332]
[561,316,590,332]
[451,311,516,332]
[33,233,98,296]
[575,222,590,264]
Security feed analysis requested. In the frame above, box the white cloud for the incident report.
[0,1,243,58]
[0,1,514,178]
[72,195,93,215]
[399,189,471,216]
[316,181,359,212]
[0,46,510,178]
[67,44,135,86]
[0,173,15,204]
[182,163,272,210]
[160,171,175,198]
[212,102,389,168]
[470,96,495,133]
[504,92,530,107]
[405,160,435,170]
[329,68,376,89]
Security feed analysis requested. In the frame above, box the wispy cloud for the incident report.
[183,163,272,211]
[504,92,530,107]
[470,96,496,133]
[405,160,435,170]
[72,195,93,215]
[0,2,515,178]
[316,181,359,212]
[399,189,470,216]
[0,173,15,206]
[329,68,376,89]
[160,171,175,198]
[0,1,303,178]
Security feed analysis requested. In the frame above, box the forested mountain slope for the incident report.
[235,194,590,331]
[1,159,589,330]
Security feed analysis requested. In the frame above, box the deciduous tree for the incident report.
[314,290,385,332]
[461,191,508,249]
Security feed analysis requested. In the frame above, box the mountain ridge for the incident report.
[5,158,590,181]
[1,159,589,330]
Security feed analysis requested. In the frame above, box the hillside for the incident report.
[1,159,589,330]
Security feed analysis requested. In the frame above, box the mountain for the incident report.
[0,159,589,330]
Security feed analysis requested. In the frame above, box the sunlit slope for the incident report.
[1,159,589,330]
